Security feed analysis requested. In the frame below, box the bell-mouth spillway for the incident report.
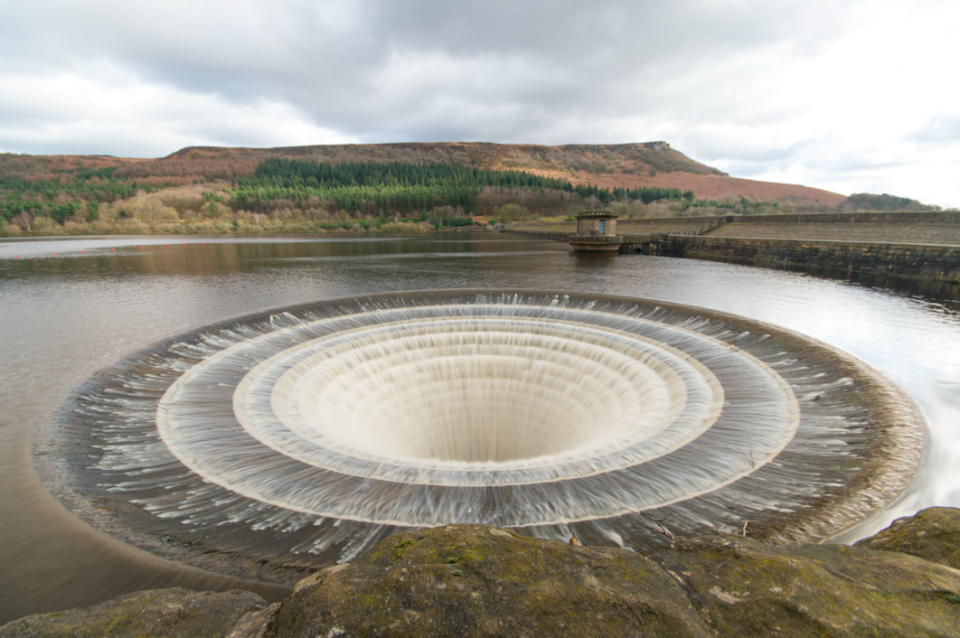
[41,290,926,584]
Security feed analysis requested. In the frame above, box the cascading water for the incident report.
[42,290,925,584]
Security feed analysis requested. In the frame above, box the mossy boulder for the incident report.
[6,509,960,638]
[269,524,712,637]
[649,535,960,637]
[855,506,960,570]
[0,588,274,638]
[268,523,960,637]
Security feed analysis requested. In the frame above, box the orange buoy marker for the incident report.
[112,248,115,251]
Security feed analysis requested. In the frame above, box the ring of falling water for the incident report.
[44,290,925,573]
[155,304,799,526]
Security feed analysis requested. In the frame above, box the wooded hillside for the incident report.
[0,142,936,237]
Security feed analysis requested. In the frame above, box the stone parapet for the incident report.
[709,223,960,245]
[733,211,960,225]
[663,236,960,285]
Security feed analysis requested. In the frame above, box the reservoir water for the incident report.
[1,231,958,623]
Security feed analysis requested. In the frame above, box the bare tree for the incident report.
[13,211,34,233]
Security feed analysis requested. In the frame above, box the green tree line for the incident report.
[228,159,699,216]
[0,167,156,223]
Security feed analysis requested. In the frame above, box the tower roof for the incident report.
[574,210,619,219]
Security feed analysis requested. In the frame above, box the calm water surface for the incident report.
[1,232,959,623]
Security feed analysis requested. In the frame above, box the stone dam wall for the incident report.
[723,211,960,225]
[660,236,960,285]
[507,212,960,288]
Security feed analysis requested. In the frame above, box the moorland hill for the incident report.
[0,142,935,237]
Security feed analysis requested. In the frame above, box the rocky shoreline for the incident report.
[4,507,959,637]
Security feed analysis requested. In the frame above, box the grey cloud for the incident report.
[912,116,960,145]
[729,149,907,177]
[3,0,957,208]
[0,0,854,147]
[684,137,812,164]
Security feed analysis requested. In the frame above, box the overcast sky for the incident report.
[1,0,958,206]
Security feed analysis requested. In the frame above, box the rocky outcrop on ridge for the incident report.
[4,507,960,638]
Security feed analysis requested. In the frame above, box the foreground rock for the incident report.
[272,525,710,637]
[272,526,960,638]
[0,588,275,638]
[4,508,960,637]
[649,536,960,637]
[855,506,960,570]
